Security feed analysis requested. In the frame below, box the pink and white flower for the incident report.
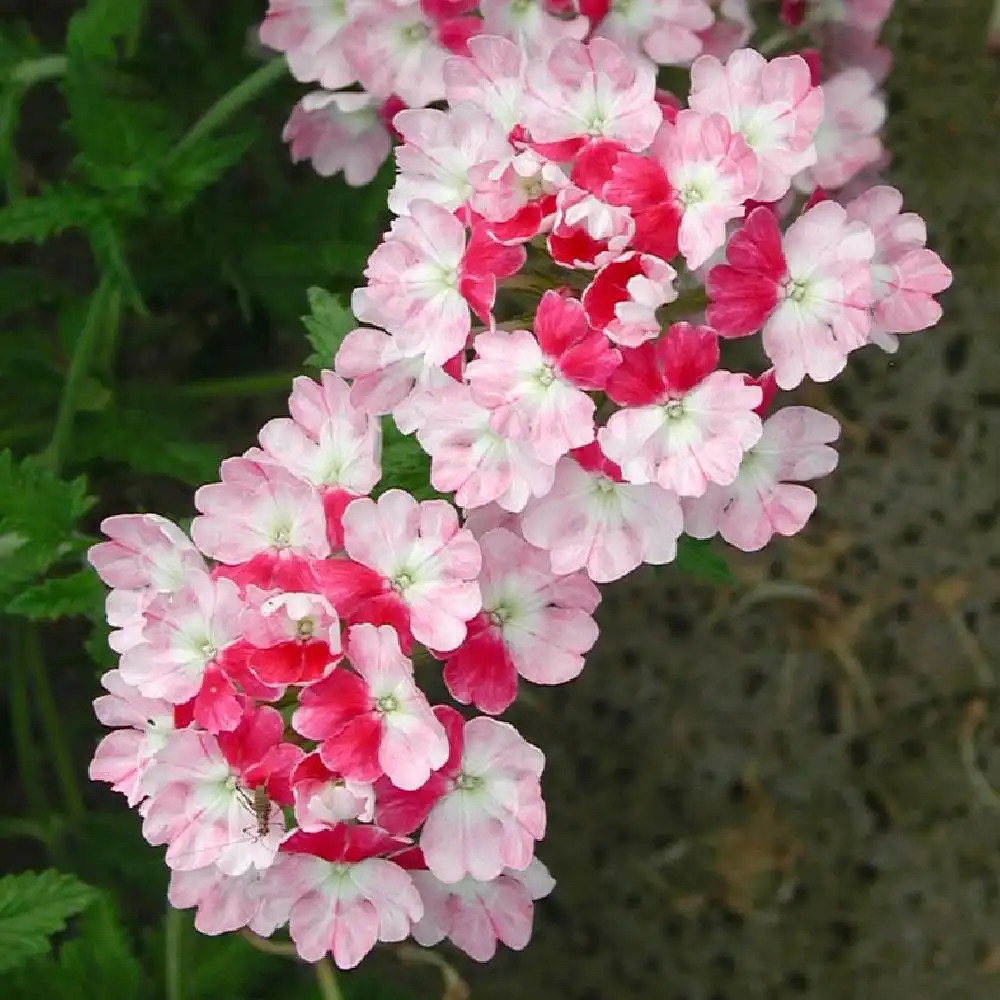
[140,722,288,875]
[797,67,885,191]
[523,38,662,151]
[192,457,330,565]
[652,109,759,268]
[466,291,620,464]
[683,404,840,551]
[706,201,875,388]
[119,572,243,703]
[582,252,678,347]
[167,857,297,937]
[259,0,356,91]
[89,514,205,593]
[479,0,589,55]
[689,48,824,202]
[277,826,423,968]
[389,104,513,215]
[282,91,393,186]
[291,752,375,829]
[599,323,763,497]
[89,670,176,805]
[259,372,380,499]
[444,33,526,132]
[293,623,449,789]
[376,706,546,883]
[521,442,685,583]
[342,1,450,107]
[844,185,953,353]
[410,382,558,512]
[342,491,482,651]
[410,857,556,961]
[584,0,716,68]
[442,527,600,714]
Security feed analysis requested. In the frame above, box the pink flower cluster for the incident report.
[336,35,950,574]
[88,12,953,976]
[263,0,752,185]
[88,372,580,968]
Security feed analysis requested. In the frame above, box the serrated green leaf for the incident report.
[0,451,94,602]
[302,287,355,369]
[158,128,257,214]
[1,894,143,1000]
[6,569,105,621]
[672,536,734,584]
[0,871,98,974]
[378,420,442,502]
[0,185,104,244]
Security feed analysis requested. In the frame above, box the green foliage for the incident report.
[1,894,143,1000]
[672,536,735,584]
[379,421,444,502]
[0,871,98,974]
[302,286,356,369]
[0,451,94,608]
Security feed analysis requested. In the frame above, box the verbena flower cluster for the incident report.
[89,1,952,975]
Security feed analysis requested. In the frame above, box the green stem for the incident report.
[169,57,287,159]
[40,275,115,472]
[314,959,343,1000]
[10,54,68,87]
[26,624,85,821]
[165,907,185,1000]
[7,624,49,817]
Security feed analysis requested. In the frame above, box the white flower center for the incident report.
[663,397,686,419]
[376,693,399,714]
[400,22,429,45]
[295,617,316,640]
[454,771,484,792]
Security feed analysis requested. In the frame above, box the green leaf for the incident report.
[65,0,147,62]
[6,569,105,621]
[302,287,355,369]
[0,451,94,603]
[0,185,104,244]
[75,409,224,486]
[158,128,257,214]
[672,536,734,584]
[0,894,143,1000]
[0,870,98,974]
[378,421,442,502]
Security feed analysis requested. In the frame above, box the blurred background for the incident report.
[1,1,998,998]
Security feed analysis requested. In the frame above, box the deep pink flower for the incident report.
[651,109,759,268]
[465,291,620,464]
[582,252,678,347]
[442,527,600,714]
[706,200,875,388]
[292,623,448,789]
